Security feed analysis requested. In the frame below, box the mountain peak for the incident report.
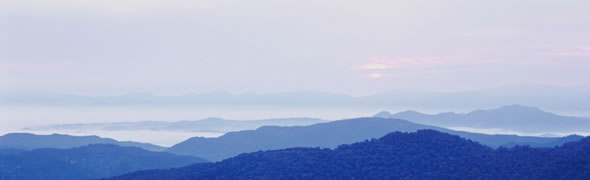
[495,104,544,112]
[201,117,225,121]
[374,110,430,119]
[392,110,429,117]
[374,111,393,118]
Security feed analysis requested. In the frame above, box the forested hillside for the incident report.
[0,144,206,180]
[109,130,590,180]
[167,117,582,161]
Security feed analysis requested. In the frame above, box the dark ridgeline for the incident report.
[108,130,590,180]
[166,117,583,161]
[0,144,207,180]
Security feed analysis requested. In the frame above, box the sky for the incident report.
[2,1,590,122]
[1,0,590,96]
[2,1,590,144]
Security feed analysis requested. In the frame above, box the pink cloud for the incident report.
[553,52,590,57]
[552,46,590,57]
[357,56,466,70]
[360,63,392,70]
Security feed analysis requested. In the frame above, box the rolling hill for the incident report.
[0,144,206,180]
[108,130,590,180]
[166,117,583,161]
[0,133,166,152]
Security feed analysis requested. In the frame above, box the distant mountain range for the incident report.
[4,108,586,162]
[3,87,590,113]
[375,104,590,133]
[0,144,206,180]
[0,133,166,152]
[166,117,583,161]
[30,117,326,133]
[24,105,589,135]
[107,130,590,180]
[1,113,588,179]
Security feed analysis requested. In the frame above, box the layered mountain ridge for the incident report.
[108,130,590,180]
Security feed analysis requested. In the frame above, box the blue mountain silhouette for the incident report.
[108,130,590,180]
[166,117,582,161]
[376,104,590,133]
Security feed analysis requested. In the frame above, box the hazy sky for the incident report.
[2,0,590,96]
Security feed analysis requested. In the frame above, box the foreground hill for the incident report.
[108,130,590,180]
[0,144,206,180]
[0,133,166,151]
[376,104,590,133]
[167,117,582,161]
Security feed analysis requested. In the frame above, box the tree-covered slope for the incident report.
[109,130,590,180]
[0,133,166,152]
[167,117,582,161]
[0,144,207,180]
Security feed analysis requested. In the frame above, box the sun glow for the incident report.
[369,73,383,79]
